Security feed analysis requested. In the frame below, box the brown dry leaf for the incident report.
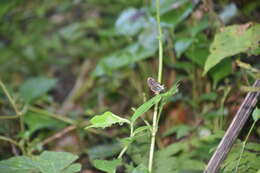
[236,23,252,35]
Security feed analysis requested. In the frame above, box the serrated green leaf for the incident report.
[245,142,260,151]
[252,107,260,121]
[0,151,81,173]
[36,151,80,173]
[222,142,260,173]
[86,111,130,129]
[209,58,232,87]
[19,77,57,103]
[131,94,162,123]
[93,159,121,173]
[0,156,38,173]
[204,23,260,74]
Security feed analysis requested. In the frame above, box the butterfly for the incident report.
[147,77,165,94]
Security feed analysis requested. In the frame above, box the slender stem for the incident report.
[0,135,19,146]
[117,124,134,159]
[117,146,128,159]
[0,80,25,148]
[148,0,163,171]
[148,103,159,171]
[156,2,163,83]
[219,86,231,129]
[0,80,21,115]
[234,120,256,173]
[0,114,21,119]
[0,135,25,154]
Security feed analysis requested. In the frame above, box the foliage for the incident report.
[222,142,260,173]
[204,23,260,75]
[86,82,178,172]
[0,151,81,173]
[19,77,57,103]
[93,159,121,173]
[85,111,130,129]
[0,0,260,173]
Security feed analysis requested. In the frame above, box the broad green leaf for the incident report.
[174,38,194,58]
[36,151,80,173]
[63,164,82,173]
[209,58,232,87]
[185,33,209,67]
[131,94,162,122]
[0,151,81,173]
[252,107,260,122]
[87,142,122,160]
[19,77,57,103]
[204,23,260,74]
[24,111,66,136]
[159,0,198,28]
[92,43,156,77]
[85,111,130,129]
[93,159,121,173]
[115,8,147,36]
[0,156,38,173]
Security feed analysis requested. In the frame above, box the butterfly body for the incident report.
[147,77,165,94]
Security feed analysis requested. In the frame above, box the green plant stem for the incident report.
[0,80,26,154]
[234,120,256,173]
[117,124,134,159]
[0,135,19,146]
[0,135,25,154]
[156,6,163,83]
[0,114,21,119]
[0,80,25,131]
[0,80,21,116]
[148,0,163,171]
[148,103,159,171]
[219,86,231,129]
